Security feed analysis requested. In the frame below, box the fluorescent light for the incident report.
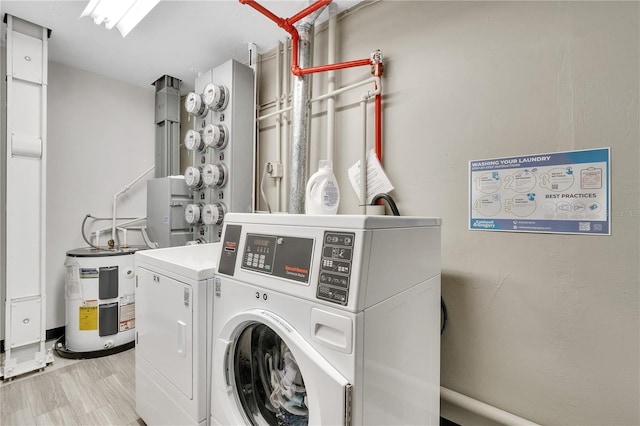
[80,0,160,37]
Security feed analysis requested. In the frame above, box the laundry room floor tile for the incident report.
[0,347,140,426]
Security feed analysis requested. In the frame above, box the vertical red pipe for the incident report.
[373,58,383,205]
[373,58,383,163]
[375,94,382,162]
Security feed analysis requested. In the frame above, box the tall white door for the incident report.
[136,267,194,398]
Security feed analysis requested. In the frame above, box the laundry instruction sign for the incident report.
[469,148,610,235]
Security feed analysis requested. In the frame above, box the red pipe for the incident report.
[239,0,291,31]
[239,0,331,35]
[287,0,333,25]
[296,58,372,76]
[375,94,382,162]
[240,0,384,189]
[373,59,383,163]
[240,0,373,77]
[290,31,301,73]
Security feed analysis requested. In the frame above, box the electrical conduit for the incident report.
[326,3,337,164]
[259,76,380,120]
[275,40,283,211]
[360,95,368,214]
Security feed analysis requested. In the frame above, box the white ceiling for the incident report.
[1,0,359,93]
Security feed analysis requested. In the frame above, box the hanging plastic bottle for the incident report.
[305,160,340,214]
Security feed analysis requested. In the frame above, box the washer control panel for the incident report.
[241,233,314,284]
[316,231,355,306]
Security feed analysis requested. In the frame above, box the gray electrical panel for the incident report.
[183,60,255,244]
[146,176,192,248]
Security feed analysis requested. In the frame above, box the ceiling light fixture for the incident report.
[80,0,160,37]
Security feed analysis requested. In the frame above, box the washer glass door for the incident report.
[233,322,309,426]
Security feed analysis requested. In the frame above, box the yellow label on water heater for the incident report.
[79,305,98,330]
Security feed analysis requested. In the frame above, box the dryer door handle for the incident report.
[177,320,186,356]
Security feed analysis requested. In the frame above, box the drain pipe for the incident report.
[441,387,540,426]
[282,38,291,212]
[288,6,327,213]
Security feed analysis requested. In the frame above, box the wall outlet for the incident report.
[267,162,283,178]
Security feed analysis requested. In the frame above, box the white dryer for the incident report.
[211,213,441,426]
[135,243,220,426]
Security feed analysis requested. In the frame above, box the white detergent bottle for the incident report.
[305,160,340,214]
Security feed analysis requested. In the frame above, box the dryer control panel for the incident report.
[317,231,355,305]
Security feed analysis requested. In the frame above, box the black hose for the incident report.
[441,297,448,335]
[371,193,401,216]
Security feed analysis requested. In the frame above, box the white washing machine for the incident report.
[211,213,441,426]
[135,243,220,426]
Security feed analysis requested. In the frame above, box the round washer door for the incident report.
[214,309,351,426]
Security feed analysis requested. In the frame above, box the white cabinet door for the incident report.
[9,297,42,348]
[136,267,193,398]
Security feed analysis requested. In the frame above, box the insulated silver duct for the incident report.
[288,7,325,214]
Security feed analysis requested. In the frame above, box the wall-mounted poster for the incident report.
[469,148,610,235]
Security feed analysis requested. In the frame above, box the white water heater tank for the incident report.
[64,248,139,353]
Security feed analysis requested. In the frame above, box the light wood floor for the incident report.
[1,347,144,426]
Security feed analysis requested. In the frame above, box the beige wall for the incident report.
[45,62,155,330]
[257,1,639,424]
[1,60,154,338]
